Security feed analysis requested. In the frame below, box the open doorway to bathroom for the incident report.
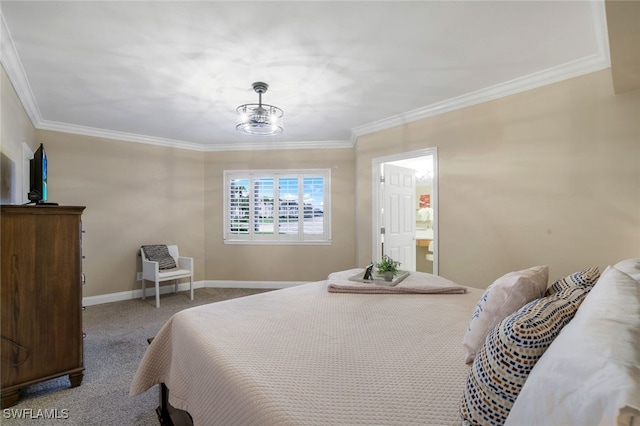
[372,148,437,275]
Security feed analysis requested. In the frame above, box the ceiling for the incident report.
[0,1,610,152]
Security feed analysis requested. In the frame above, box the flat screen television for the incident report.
[28,143,49,204]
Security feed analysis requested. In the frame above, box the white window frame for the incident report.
[223,169,331,245]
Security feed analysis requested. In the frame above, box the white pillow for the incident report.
[505,266,640,426]
[462,265,548,364]
[614,258,640,281]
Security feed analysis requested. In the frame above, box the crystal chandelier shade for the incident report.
[236,82,284,136]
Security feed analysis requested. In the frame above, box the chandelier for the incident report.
[236,82,284,136]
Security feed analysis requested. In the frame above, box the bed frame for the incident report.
[147,338,193,426]
[157,383,192,426]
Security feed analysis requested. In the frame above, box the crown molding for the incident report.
[37,119,353,152]
[0,11,42,127]
[351,0,611,141]
[38,119,207,151]
[351,53,610,139]
[38,119,352,152]
[2,2,611,152]
[0,13,352,154]
[203,139,352,152]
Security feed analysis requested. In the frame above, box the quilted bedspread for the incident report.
[130,279,482,425]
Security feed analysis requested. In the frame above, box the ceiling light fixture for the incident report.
[236,82,283,136]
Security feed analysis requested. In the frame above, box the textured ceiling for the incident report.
[0,1,610,151]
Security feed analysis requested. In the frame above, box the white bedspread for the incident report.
[130,280,482,425]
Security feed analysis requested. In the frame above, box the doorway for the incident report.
[372,148,438,275]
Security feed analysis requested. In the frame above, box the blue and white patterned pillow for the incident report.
[462,266,548,364]
[460,286,590,426]
[553,285,592,306]
[546,266,600,295]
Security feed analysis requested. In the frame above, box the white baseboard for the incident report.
[82,280,306,306]
[203,280,308,289]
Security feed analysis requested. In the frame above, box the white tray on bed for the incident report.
[348,270,410,286]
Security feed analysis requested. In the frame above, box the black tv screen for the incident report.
[28,143,48,204]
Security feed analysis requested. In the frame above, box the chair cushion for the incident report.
[141,245,177,270]
[158,268,192,279]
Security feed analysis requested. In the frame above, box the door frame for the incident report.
[372,147,438,275]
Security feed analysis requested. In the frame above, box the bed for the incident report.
[131,262,640,426]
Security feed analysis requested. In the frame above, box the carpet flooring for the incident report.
[2,287,272,425]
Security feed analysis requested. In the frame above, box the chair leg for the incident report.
[175,279,179,294]
[142,279,146,300]
[155,280,160,308]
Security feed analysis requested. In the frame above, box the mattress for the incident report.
[130,279,482,425]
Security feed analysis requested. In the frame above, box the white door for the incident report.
[382,163,416,271]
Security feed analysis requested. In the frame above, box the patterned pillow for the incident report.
[553,286,591,306]
[546,266,600,295]
[460,287,590,426]
[504,266,640,426]
[141,245,177,270]
[462,266,548,364]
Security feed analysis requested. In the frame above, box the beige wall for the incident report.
[8,68,638,297]
[22,129,355,295]
[1,65,354,295]
[204,148,356,282]
[2,3,638,297]
[27,71,640,295]
[606,0,640,94]
[0,66,36,203]
[355,69,640,288]
[35,130,206,297]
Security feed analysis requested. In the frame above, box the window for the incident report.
[224,169,331,244]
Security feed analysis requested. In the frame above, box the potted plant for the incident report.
[375,255,401,281]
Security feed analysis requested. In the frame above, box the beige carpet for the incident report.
[2,287,272,426]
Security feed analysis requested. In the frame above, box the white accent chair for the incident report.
[140,245,194,308]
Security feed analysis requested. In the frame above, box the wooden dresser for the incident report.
[1,205,86,408]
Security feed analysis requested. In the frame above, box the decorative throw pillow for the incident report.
[553,285,592,306]
[546,266,600,295]
[141,245,177,270]
[462,266,548,364]
[460,286,589,426]
[504,266,640,426]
